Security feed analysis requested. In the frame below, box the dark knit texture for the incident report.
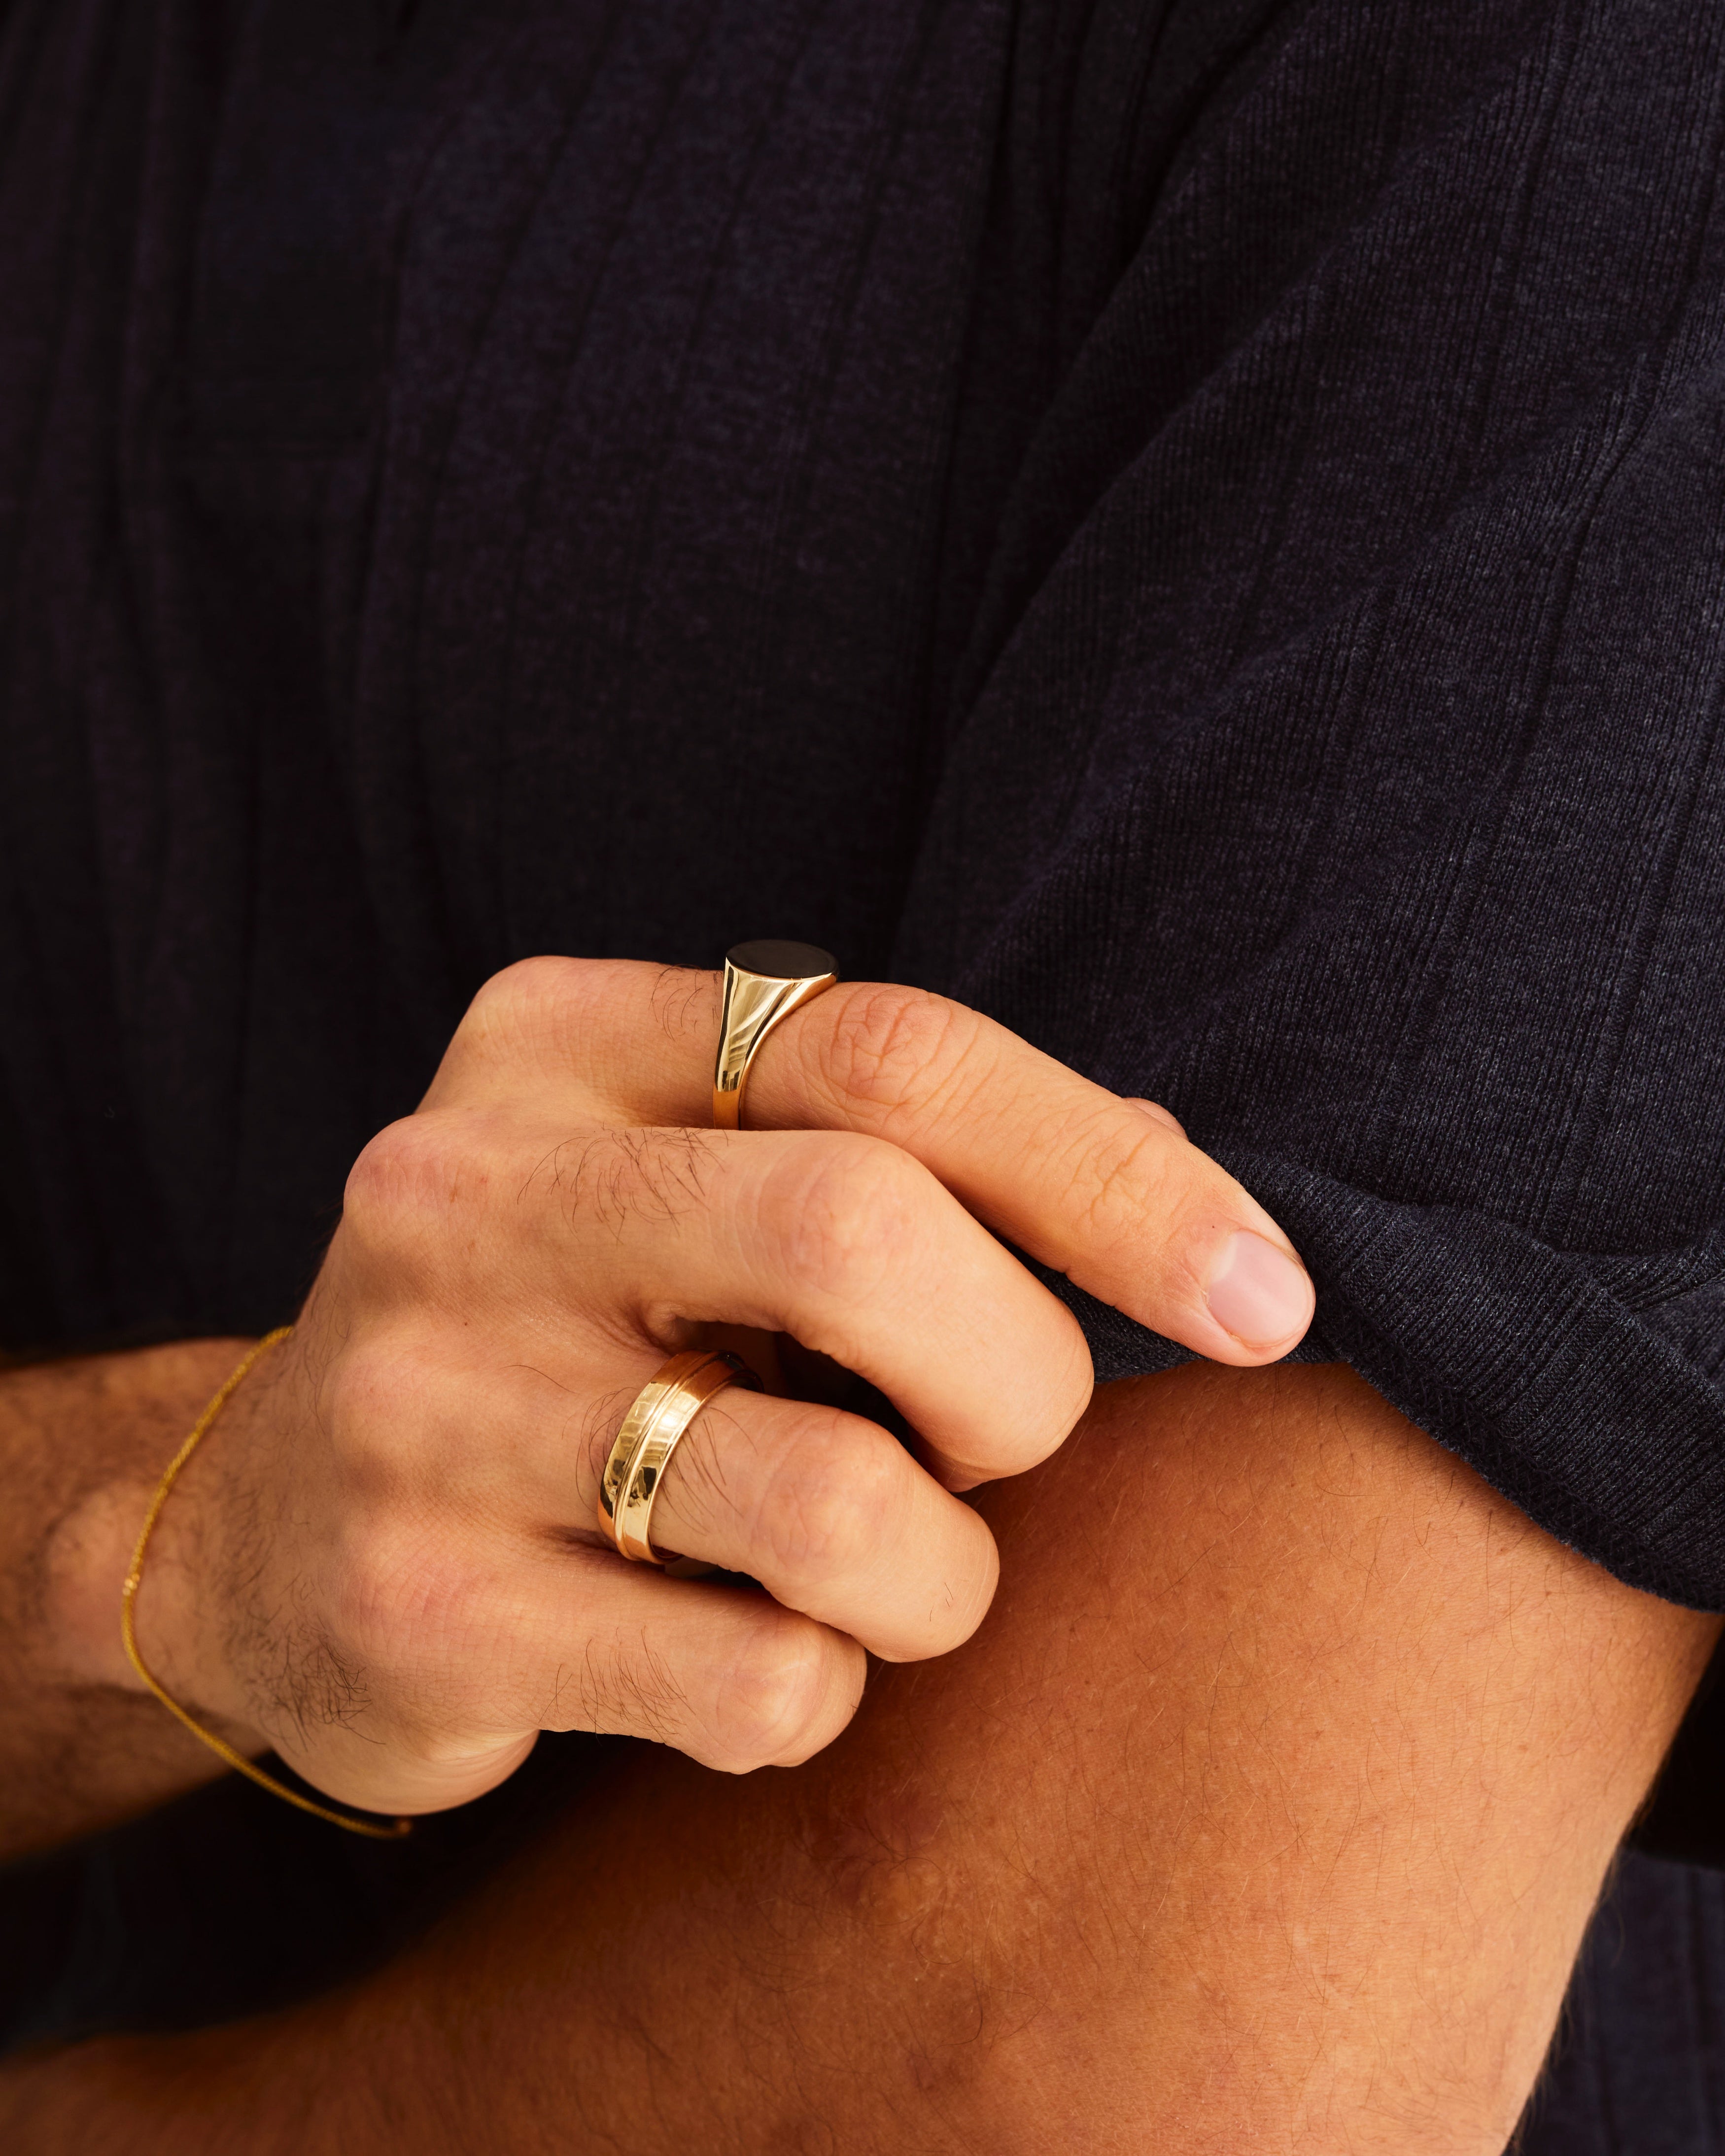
[6,0,1725,2125]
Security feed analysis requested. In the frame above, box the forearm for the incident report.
[7,1362,1713,2153]
[0,1339,258,1857]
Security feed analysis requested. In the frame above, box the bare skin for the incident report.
[3,1360,1714,2154]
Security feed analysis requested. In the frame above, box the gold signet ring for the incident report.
[713,939,839,1130]
[598,1349,763,1565]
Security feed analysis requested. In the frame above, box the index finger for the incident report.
[436,958,1312,1366]
[757,983,1313,1367]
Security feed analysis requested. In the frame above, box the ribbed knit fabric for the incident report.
[898,0,1725,1614]
[5,0,1725,2132]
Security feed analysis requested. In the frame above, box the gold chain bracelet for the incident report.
[121,1326,411,1841]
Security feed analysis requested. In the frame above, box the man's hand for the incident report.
[33,959,1311,1834]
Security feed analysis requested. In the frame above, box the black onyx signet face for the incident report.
[726,940,838,982]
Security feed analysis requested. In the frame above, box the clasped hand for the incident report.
[118,960,1313,1818]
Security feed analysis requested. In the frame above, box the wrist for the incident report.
[42,1475,156,1688]
[44,1474,261,1747]
[39,1338,273,1740]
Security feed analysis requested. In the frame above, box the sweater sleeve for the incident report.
[898,0,1725,1607]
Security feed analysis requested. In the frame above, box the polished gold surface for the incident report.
[598,1348,762,1565]
[712,939,838,1130]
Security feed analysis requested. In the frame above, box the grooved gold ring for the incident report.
[598,1349,762,1564]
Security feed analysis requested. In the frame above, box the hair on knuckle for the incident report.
[648,963,719,1043]
[227,1573,380,1750]
[549,1125,720,1237]
[569,1633,690,1745]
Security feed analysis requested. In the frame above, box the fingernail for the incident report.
[1205,1232,1313,1348]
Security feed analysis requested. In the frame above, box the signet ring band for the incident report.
[711,940,839,1131]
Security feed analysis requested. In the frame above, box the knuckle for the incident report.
[453,955,646,1086]
[815,984,981,1120]
[321,1531,514,1767]
[244,1515,439,1742]
[758,1135,926,1304]
[317,1328,406,1453]
[713,1619,839,1768]
[323,1516,447,1674]
[462,955,589,1049]
[344,1111,463,1239]
[341,1107,512,1269]
[1065,1107,1187,1243]
[342,1115,427,1233]
[755,1414,897,1587]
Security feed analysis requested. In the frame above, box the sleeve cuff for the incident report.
[1034,1154,1725,1611]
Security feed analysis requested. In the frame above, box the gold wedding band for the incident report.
[598,1349,763,1565]
[713,940,839,1130]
